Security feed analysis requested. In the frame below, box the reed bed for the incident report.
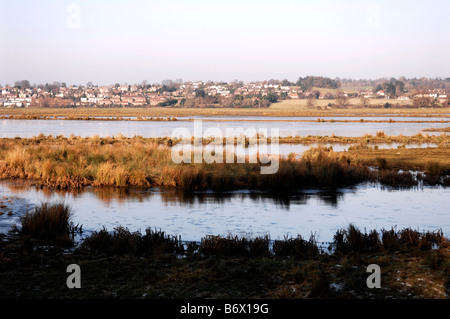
[0,114,178,121]
[272,234,319,258]
[0,135,449,190]
[199,234,271,257]
[0,137,373,190]
[27,212,445,257]
[79,226,184,256]
[31,200,432,257]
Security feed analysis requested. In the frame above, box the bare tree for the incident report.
[360,96,369,108]
[336,91,348,108]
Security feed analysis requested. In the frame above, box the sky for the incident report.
[0,0,449,86]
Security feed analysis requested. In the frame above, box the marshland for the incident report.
[0,201,449,298]
[0,109,449,299]
[3,0,450,303]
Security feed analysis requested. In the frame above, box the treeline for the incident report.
[375,78,405,96]
[341,77,450,90]
[296,76,341,91]
[178,93,276,108]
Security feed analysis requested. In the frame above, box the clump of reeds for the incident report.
[333,225,447,254]
[19,201,75,244]
[199,234,270,257]
[79,226,183,256]
[425,160,442,176]
[375,157,388,169]
[272,234,319,258]
[381,227,447,252]
[4,147,30,168]
[333,224,381,254]
[377,169,417,188]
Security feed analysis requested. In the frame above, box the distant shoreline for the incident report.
[1,106,450,118]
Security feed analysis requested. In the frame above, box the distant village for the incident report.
[1,78,449,108]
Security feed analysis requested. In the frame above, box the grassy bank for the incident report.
[1,202,449,299]
[277,131,449,145]
[423,127,450,132]
[0,135,449,190]
[343,147,450,174]
[1,106,450,118]
[2,113,450,124]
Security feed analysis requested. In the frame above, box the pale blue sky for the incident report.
[0,0,449,85]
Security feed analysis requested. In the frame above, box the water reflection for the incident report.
[1,118,449,138]
[1,180,448,243]
[3,180,346,209]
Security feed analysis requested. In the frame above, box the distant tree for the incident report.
[86,81,93,88]
[161,79,174,87]
[21,80,31,88]
[311,90,320,99]
[281,79,294,86]
[157,85,177,93]
[413,97,432,108]
[158,98,178,107]
[14,80,31,89]
[263,92,278,103]
[335,91,348,108]
[195,88,206,98]
[360,96,369,108]
[323,92,334,99]
[375,79,404,97]
[296,76,340,91]
[443,97,450,108]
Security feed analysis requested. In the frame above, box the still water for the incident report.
[0,118,448,245]
[1,180,448,243]
[1,117,448,138]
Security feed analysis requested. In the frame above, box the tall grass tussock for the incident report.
[18,201,75,244]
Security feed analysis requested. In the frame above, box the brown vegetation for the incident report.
[342,146,450,175]
[0,135,449,191]
[1,106,450,118]
[15,201,78,245]
[0,137,373,191]
[1,215,449,299]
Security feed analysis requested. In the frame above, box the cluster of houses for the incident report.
[0,81,448,108]
[0,82,300,108]
[359,88,447,102]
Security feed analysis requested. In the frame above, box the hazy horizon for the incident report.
[1,0,449,86]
